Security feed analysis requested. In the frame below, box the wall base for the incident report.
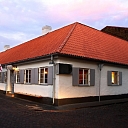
[14,93,128,106]
[1,90,128,107]
[6,91,14,97]
[14,93,53,105]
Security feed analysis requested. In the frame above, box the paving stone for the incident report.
[0,93,128,128]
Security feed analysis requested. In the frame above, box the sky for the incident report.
[0,0,128,52]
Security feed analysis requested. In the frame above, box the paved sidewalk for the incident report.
[0,93,128,128]
[0,93,56,111]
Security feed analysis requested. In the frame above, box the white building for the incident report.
[0,22,128,106]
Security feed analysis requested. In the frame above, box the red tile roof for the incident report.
[0,22,128,65]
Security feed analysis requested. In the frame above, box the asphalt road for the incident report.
[0,94,128,128]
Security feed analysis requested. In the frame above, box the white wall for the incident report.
[100,65,128,95]
[0,83,6,91]
[0,68,7,91]
[14,84,53,97]
[2,57,128,100]
[14,60,53,98]
[56,57,128,99]
[56,57,99,99]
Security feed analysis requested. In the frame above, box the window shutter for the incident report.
[72,67,79,86]
[20,70,24,84]
[2,72,5,83]
[119,72,122,85]
[31,69,35,84]
[48,66,53,85]
[10,70,15,84]
[34,68,39,84]
[90,69,95,86]
[0,72,2,82]
[14,72,16,83]
[107,71,112,85]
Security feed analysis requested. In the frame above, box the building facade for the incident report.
[0,22,128,106]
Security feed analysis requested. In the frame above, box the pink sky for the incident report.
[0,0,127,51]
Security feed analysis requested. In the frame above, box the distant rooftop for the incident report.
[101,26,128,41]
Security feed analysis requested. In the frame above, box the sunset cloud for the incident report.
[42,0,128,23]
[0,0,127,51]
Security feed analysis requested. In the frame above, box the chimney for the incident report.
[4,45,10,51]
[42,25,52,35]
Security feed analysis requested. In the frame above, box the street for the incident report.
[0,94,128,128]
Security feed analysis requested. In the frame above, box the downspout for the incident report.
[49,55,55,105]
[98,64,104,102]
[53,62,55,104]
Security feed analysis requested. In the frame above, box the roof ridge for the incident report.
[102,26,128,29]
[56,22,77,53]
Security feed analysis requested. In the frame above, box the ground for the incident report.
[0,94,128,128]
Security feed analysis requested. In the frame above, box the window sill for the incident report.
[108,84,122,86]
[78,84,94,87]
[38,84,48,86]
[24,83,32,85]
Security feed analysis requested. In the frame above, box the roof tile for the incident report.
[0,22,128,65]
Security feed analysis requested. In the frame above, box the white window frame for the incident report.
[39,67,48,84]
[24,69,31,84]
[79,68,90,85]
[16,71,20,83]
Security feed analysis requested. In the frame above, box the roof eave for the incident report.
[57,53,128,67]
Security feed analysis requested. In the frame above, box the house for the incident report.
[101,26,128,41]
[0,22,128,106]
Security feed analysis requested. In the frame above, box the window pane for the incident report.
[79,69,83,84]
[40,78,43,83]
[45,79,47,83]
[25,70,31,83]
[40,74,44,79]
[112,72,118,84]
[16,71,20,83]
[26,70,28,83]
[84,70,88,84]
[39,68,48,84]
[45,68,48,83]
[41,68,44,74]
[29,70,31,83]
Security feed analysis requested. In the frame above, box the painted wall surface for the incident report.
[1,57,128,99]
[0,83,6,91]
[100,65,128,95]
[56,57,128,99]
[14,60,53,98]
[14,84,53,97]
[56,57,99,99]
[0,68,7,91]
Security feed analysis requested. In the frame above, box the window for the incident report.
[72,68,95,86]
[111,71,118,84]
[39,67,48,84]
[108,71,122,85]
[25,69,31,84]
[79,69,89,85]
[19,67,53,85]
[16,71,20,83]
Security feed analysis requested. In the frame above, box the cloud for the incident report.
[0,0,127,51]
[0,0,127,28]
[42,0,128,23]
